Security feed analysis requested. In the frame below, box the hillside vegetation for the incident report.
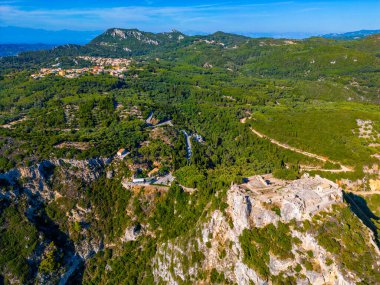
[0,29,380,284]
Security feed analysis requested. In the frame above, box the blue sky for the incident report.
[0,0,379,35]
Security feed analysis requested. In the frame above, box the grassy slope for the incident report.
[250,102,379,168]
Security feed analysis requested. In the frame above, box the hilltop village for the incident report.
[31,56,132,79]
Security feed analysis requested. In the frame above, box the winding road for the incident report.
[154,120,173,127]
[145,111,154,124]
[181,130,192,160]
[249,127,353,173]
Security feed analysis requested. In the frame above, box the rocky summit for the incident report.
[153,175,379,284]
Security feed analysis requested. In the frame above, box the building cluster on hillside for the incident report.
[31,56,132,79]
[197,39,225,46]
[122,172,174,189]
[77,56,132,67]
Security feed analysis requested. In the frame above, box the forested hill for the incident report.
[88,28,190,56]
[0,28,251,67]
[2,28,380,59]
[2,28,380,80]
[1,28,380,284]
[0,44,56,57]
[78,28,250,56]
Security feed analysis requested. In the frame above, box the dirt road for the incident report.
[250,127,353,172]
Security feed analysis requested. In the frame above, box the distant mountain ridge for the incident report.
[322,29,380,40]
[86,28,250,56]
[2,26,380,46]
[2,27,380,69]
[0,26,101,44]
[0,44,56,57]
[88,28,189,56]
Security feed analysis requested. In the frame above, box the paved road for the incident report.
[155,173,175,185]
[146,111,154,124]
[154,120,173,127]
[250,127,353,172]
[181,130,192,159]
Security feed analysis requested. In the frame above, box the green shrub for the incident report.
[39,242,60,273]
[306,250,314,258]
[210,268,226,283]
[294,264,302,272]
[239,222,295,278]
[311,207,380,282]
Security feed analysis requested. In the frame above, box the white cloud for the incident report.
[0,2,297,30]
[1,1,378,34]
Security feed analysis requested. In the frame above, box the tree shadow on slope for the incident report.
[29,202,84,284]
[343,191,380,247]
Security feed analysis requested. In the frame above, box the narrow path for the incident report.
[300,165,352,173]
[240,117,250,124]
[180,185,197,193]
[0,116,28,129]
[250,127,353,172]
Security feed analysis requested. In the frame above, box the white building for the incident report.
[132,178,145,184]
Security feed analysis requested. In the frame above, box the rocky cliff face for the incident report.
[0,158,108,199]
[152,175,380,284]
[1,160,379,284]
[0,157,109,284]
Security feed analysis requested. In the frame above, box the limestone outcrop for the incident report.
[152,174,367,285]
